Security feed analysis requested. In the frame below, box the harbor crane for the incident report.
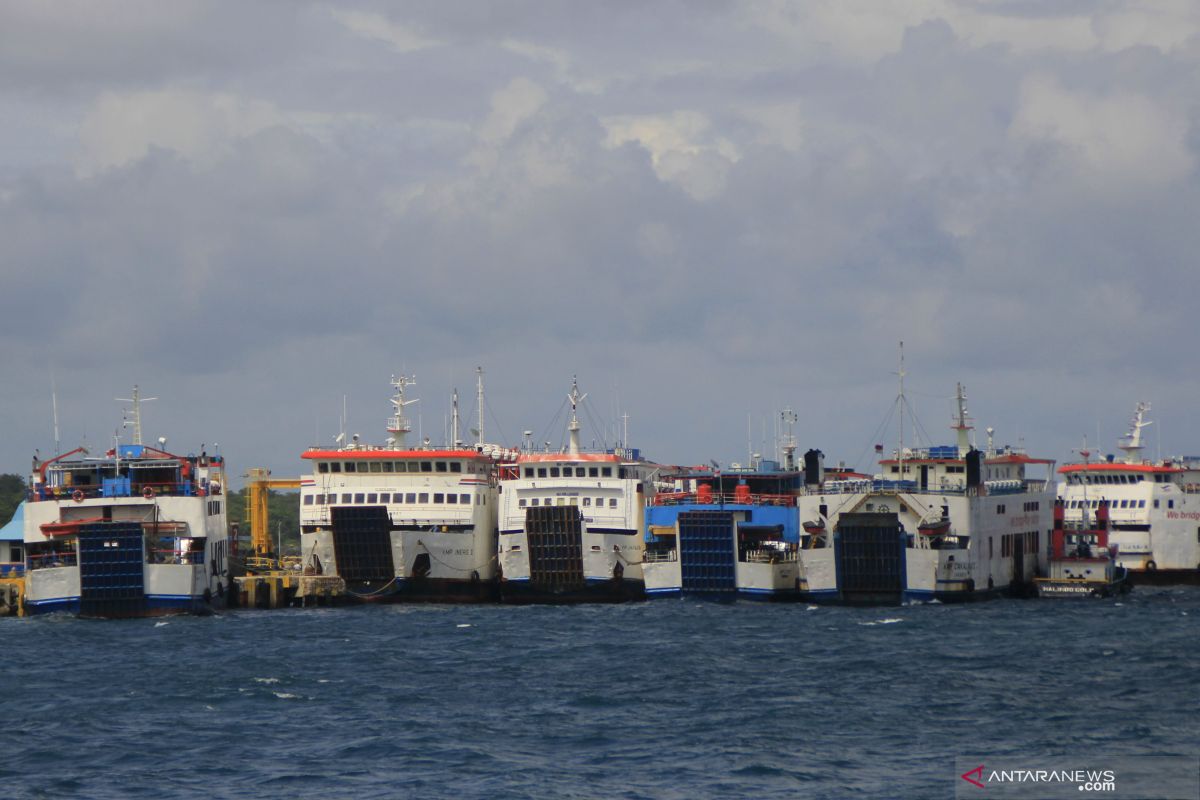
[243,468,301,567]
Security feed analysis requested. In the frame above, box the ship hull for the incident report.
[498,577,644,604]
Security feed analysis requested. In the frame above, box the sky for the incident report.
[3,1,1200,485]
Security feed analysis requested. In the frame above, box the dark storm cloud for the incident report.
[2,1,1199,480]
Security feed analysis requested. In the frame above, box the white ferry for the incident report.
[797,384,1055,604]
[298,375,504,602]
[22,387,232,617]
[1035,501,1131,598]
[1057,402,1200,583]
[496,378,658,602]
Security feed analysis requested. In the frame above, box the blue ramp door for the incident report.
[678,511,736,594]
[77,522,146,617]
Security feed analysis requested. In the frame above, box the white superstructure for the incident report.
[1057,402,1200,580]
[298,375,504,601]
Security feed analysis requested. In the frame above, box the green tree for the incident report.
[0,474,26,527]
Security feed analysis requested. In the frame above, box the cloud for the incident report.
[329,8,440,53]
[1010,74,1195,190]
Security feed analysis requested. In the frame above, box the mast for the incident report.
[116,385,157,446]
[1117,401,1151,464]
[953,383,974,457]
[451,388,461,448]
[897,342,905,477]
[476,367,484,448]
[567,376,586,456]
[781,408,798,470]
[387,374,418,448]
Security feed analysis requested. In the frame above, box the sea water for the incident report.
[2,588,1197,799]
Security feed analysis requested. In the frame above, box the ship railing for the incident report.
[27,552,78,570]
[147,548,205,566]
[643,549,677,563]
[32,480,213,502]
[651,492,797,507]
[740,547,798,564]
[0,563,25,577]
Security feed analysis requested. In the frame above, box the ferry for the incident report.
[797,384,1055,604]
[22,387,232,617]
[496,378,658,602]
[298,374,504,602]
[1057,403,1200,584]
[642,417,805,600]
[1035,500,1130,598]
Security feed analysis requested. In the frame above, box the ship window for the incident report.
[596,497,603,506]
[538,468,547,478]
[433,493,444,503]
[460,494,469,504]
[436,462,447,473]
[354,493,365,503]
[1168,500,1175,509]
[531,498,539,506]
[602,467,612,477]
[418,493,429,503]
[367,493,378,503]
[380,462,392,473]
[421,461,432,473]
[330,463,341,473]
[996,504,1006,514]
[609,498,618,508]
[583,497,591,506]
[557,497,566,506]
[379,493,391,503]
[344,462,357,473]
[524,468,535,478]
[519,499,527,507]
[368,462,381,473]
[1139,500,1146,508]
[1154,499,1160,508]
[589,467,598,477]
[341,493,352,504]
[304,495,313,505]
[446,494,457,504]
[450,462,462,473]
[550,467,560,477]
[318,463,329,474]
[570,497,578,506]
[406,493,416,503]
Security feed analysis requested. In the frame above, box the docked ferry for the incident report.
[1057,403,1200,584]
[643,439,805,600]
[797,385,1054,604]
[298,375,503,602]
[496,378,659,602]
[22,387,231,617]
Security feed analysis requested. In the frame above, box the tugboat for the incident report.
[1035,500,1131,598]
[496,378,659,602]
[22,386,232,617]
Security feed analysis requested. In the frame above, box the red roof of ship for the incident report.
[1059,462,1182,474]
[301,449,492,461]
[517,453,621,463]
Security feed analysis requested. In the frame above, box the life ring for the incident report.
[72,489,84,503]
[143,486,156,500]
[1145,560,1157,571]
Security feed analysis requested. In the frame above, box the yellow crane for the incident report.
[243,468,301,569]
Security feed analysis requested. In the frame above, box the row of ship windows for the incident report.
[303,492,482,506]
[1065,473,1171,485]
[523,466,620,478]
[317,461,475,475]
[1065,499,1175,509]
[519,497,619,508]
